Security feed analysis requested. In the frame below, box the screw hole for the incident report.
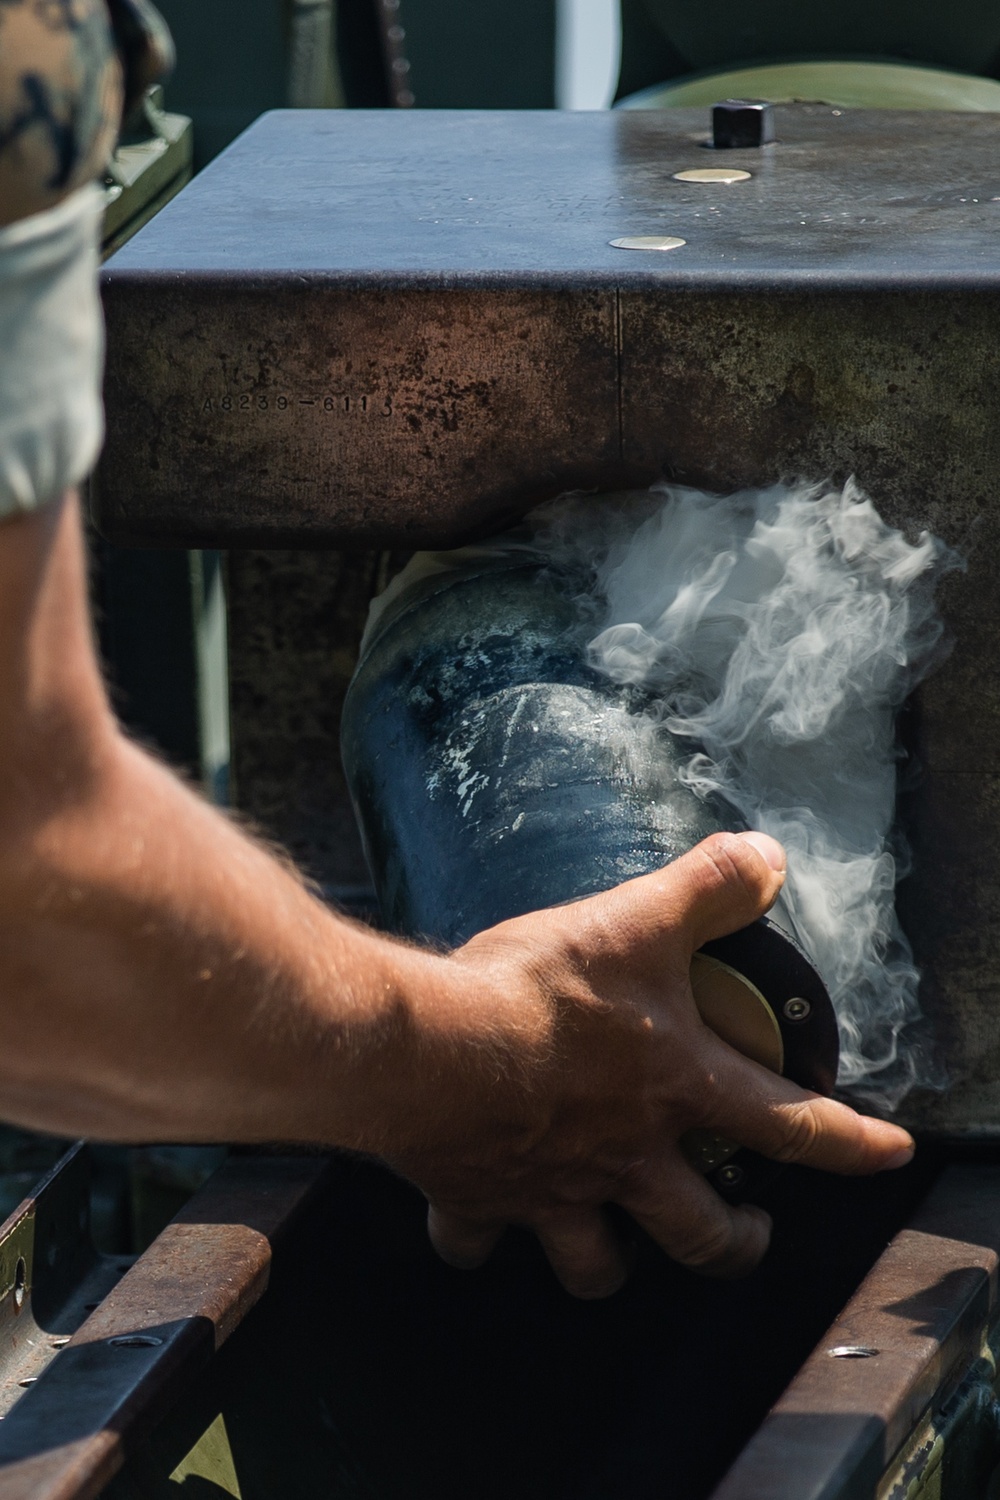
[829,1345,880,1358]
[107,1334,163,1350]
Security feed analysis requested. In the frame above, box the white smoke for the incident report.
[533,479,962,1109]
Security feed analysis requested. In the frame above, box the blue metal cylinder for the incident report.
[342,549,839,1137]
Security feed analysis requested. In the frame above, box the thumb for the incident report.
[653,831,787,954]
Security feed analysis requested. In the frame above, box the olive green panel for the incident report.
[617,0,1000,103]
[618,59,1000,111]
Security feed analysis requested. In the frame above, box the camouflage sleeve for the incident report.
[0,1,120,518]
[0,0,122,227]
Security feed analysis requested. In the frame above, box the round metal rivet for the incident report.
[717,1164,745,1187]
[828,1345,879,1359]
[50,1337,71,1349]
[107,1334,164,1350]
[673,168,751,184]
[609,236,686,252]
[783,997,811,1022]
[17,1378,37,1388]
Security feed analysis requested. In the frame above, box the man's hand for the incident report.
[0,499,913,1302]
[389,831,914,1298]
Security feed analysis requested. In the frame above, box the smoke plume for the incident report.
[534,479,961,1109]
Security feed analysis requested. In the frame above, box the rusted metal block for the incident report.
[99,282,619,548]
[99,106,1000,546]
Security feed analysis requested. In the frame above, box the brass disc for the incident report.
[683,956,785,1173]
[673,168,752,184]
[690,954,784,1072]
[609,235,686,251]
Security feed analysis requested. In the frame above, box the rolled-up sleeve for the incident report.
[0,184,104,519]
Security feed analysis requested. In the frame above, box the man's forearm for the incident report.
[0,492,510,1149]
[0,725,498,1148]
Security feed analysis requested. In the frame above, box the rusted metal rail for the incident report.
[0,1148,997,1499]
[0,1148,332,1500]
[713,1166,1000,1500]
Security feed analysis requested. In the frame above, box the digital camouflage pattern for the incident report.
[0,0,121,227]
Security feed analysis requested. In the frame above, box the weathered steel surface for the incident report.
[618,289,1000,544]
[711,1165,1000,1500]
[99,281,619,547]
[0,1153,332,1500]
[225,546,388,895]
[100,106,1000,284]
[99,105,1000,546]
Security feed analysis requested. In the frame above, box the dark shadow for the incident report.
[880,1265,992,1339]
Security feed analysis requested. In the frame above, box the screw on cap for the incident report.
[713,99,775,150]
[783,997,811,1022]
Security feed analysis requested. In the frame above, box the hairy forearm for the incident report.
[0,729,484,1147]
[0,494,519,1149]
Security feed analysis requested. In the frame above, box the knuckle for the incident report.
[674,1055,724,1128]
[695,834,767,909]
[672,1218,737,1271]
[772,1101,823,1164]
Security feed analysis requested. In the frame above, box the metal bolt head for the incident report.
[713,99,775,150]
[716,1163,745,1188]
[783,996,811,1022]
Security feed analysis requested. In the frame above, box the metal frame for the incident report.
[0,1149,331,1500]
[714,1167,1000,1499]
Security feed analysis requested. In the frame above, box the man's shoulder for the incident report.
[0,0,121,228]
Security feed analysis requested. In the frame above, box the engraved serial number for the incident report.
[200,393,394,416]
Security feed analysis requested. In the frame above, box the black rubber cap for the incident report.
[713,98,775,149]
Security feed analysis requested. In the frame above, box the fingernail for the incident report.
[737,831,786,873]
[884,1145,916,1171]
